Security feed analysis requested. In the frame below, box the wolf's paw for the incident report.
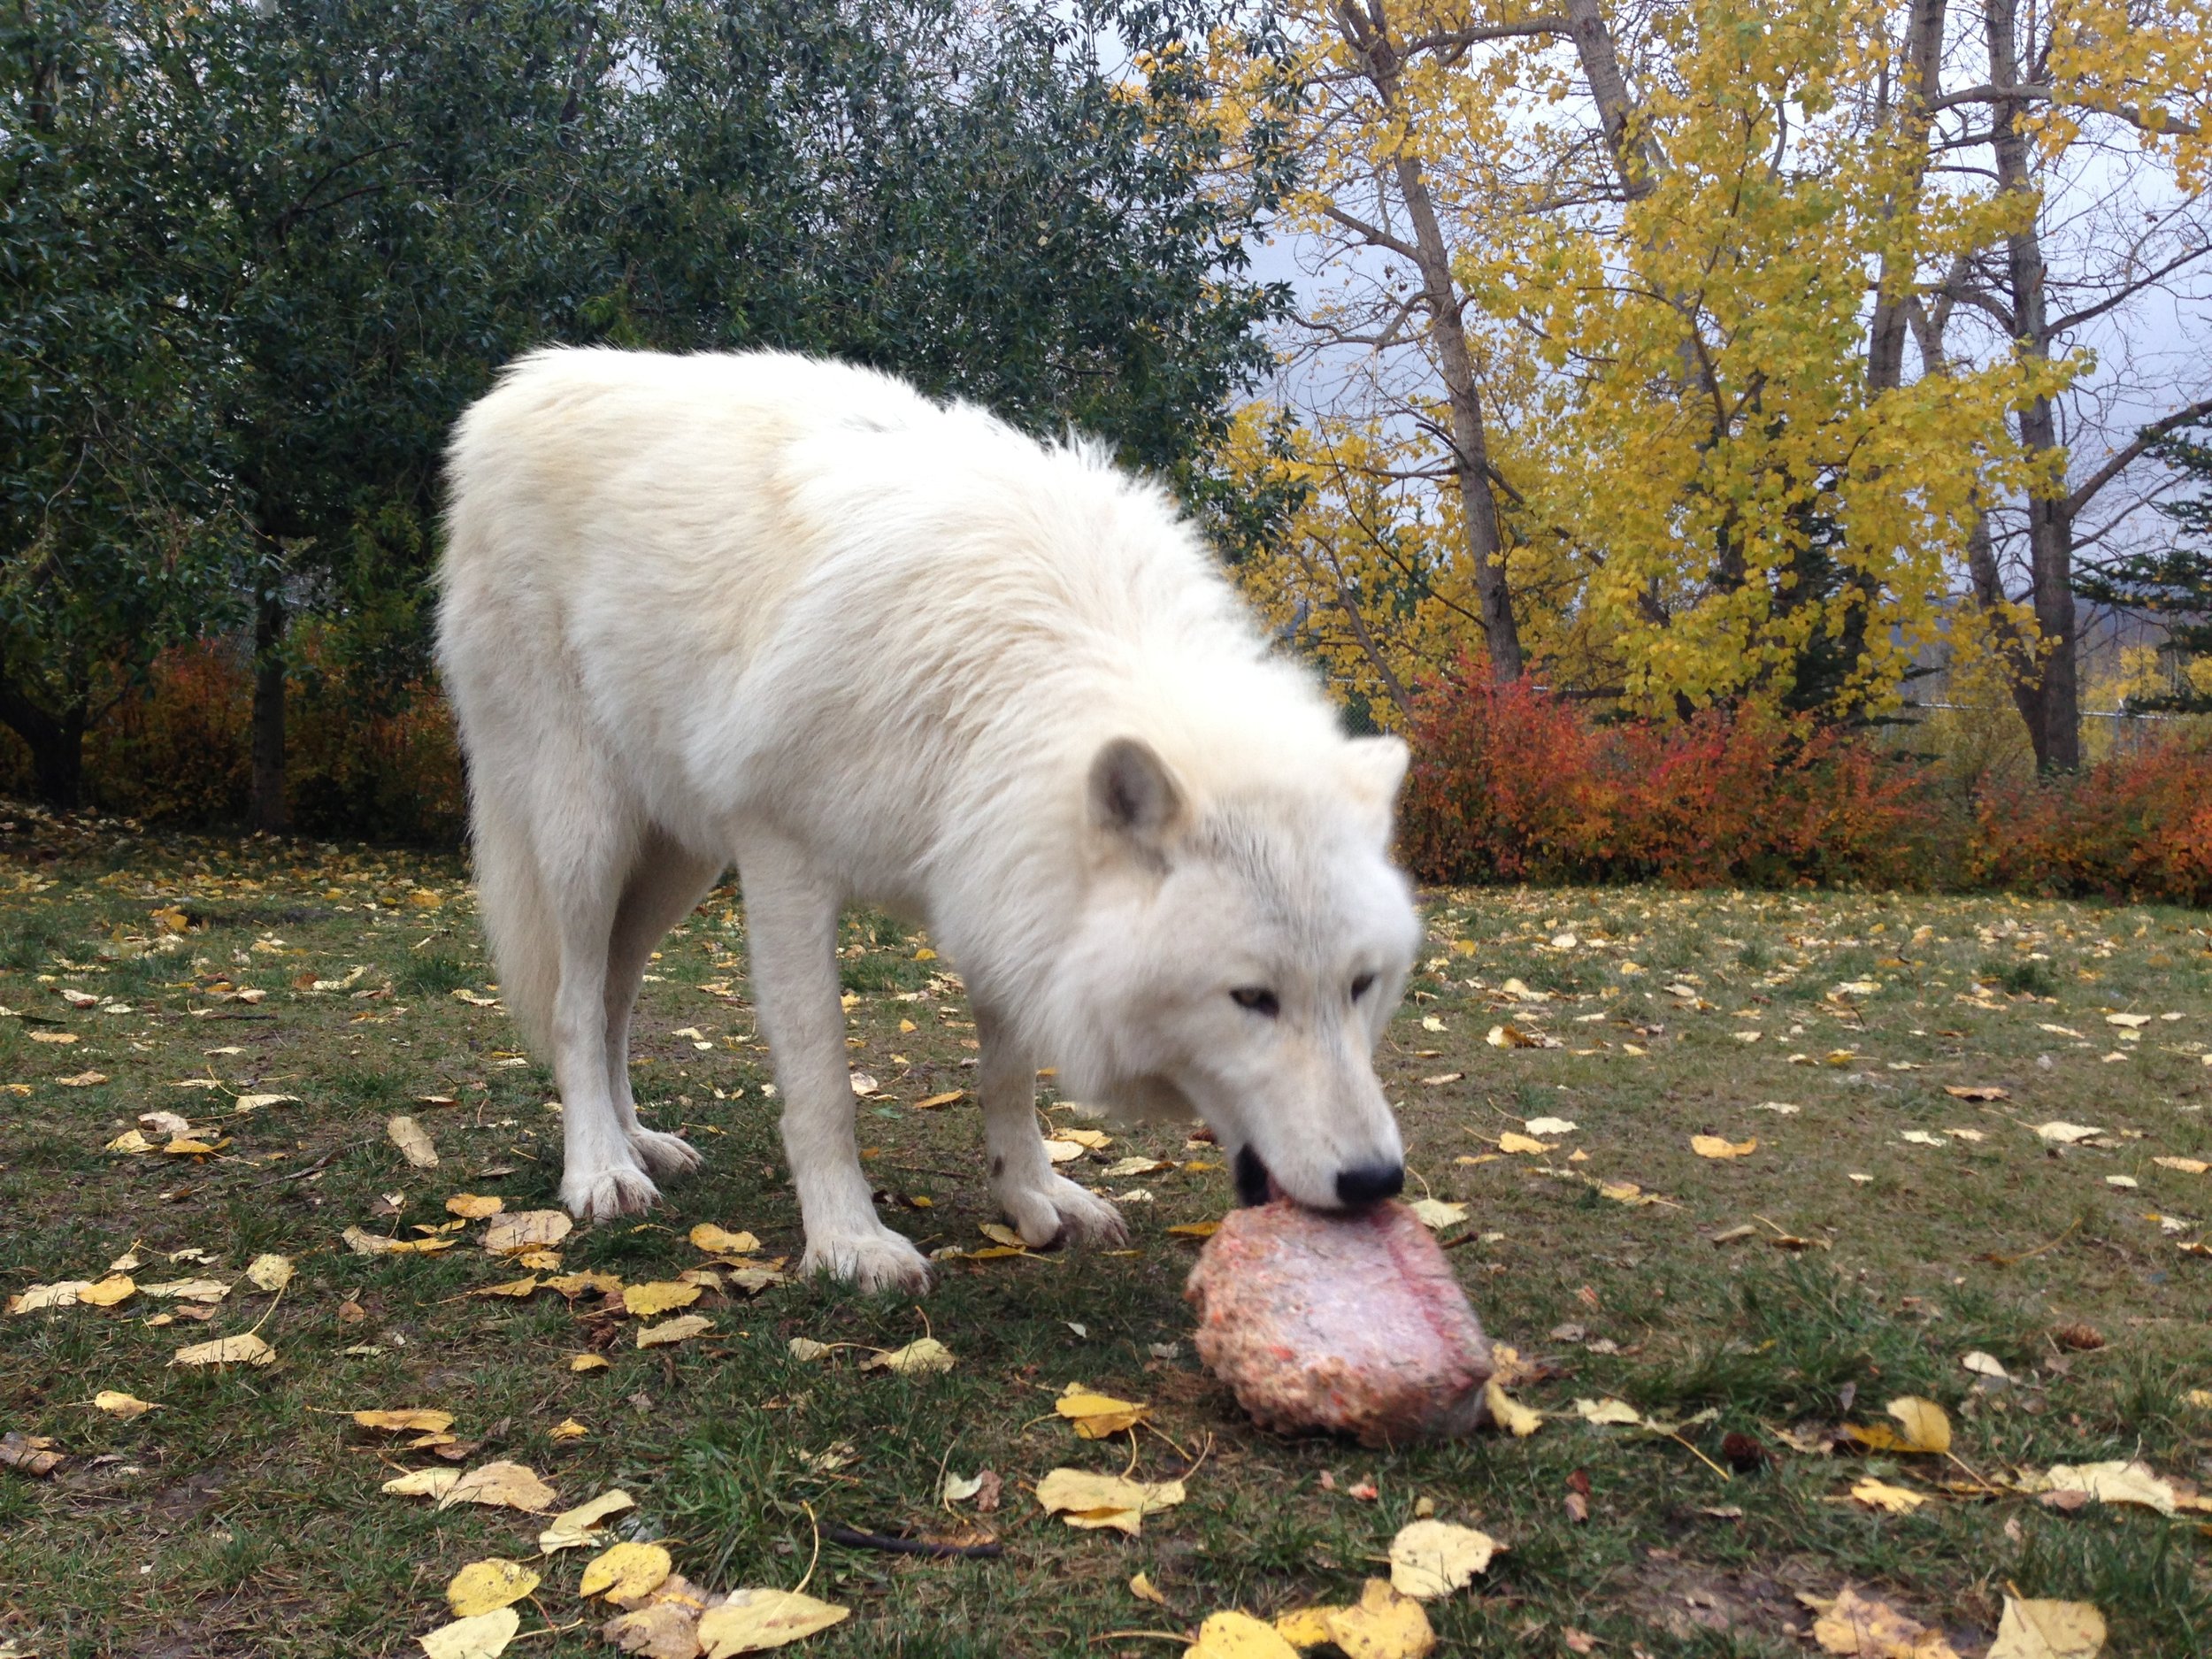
[997,1173,1129,1250]
[801,1226,933,1295]
[563,1161,661,1222]
[629,1127,704,1179]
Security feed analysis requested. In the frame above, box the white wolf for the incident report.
[437,348,1420,1292]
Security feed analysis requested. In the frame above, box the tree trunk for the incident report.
[1867,0,1948,393]
[1984,0,2078,772]
[1391,151,1525,683]
[1334,7,1525,683]
[0,670,88,808]
[1563,0,1652,199]
[250,588,289,833]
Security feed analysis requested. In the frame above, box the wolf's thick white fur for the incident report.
[438,348,1421,1292]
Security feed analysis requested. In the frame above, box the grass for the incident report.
[0,810,2208,1656]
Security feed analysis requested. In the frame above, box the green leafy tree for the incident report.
[2075,426,2212,713]
[0,8,241,804]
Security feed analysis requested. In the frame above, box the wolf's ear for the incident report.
[1345,734,1409,811]
[1088,737,1187,857]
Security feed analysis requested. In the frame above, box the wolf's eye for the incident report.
[1350,972,1377,1001]
[1230,987,1280,1018]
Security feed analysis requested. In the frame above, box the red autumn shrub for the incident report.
[1968,741,2212,907]
[1402,662,2212,902]
[1400,664,1944,891]
[63,635,463,841]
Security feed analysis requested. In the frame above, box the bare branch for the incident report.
[2065,396,2212,518]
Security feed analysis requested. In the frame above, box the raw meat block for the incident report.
[1185,1199,1493,1448]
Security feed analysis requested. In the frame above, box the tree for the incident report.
[1217,0,2038,721]
[2075,424,2212,712]
[0,6,241,804]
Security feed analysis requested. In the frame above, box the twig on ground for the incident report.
[821,1525,1003,1560]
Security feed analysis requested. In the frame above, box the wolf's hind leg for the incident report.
[978,1006,1127,1249]
[603,830,724,1179]
[741,837,930,1293]
[542,811,662,1221]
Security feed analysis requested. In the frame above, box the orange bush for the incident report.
[1400,663,2211,902]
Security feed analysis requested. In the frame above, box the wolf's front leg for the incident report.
[977,1007,1127,1249]
[741,843,930,1294]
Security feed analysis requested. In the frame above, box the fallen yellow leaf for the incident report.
[539,1487,635,1551]
[1482,1379,1541,1437]
[689,1223,761,1255]
[1496,1131,1549,1155]
[695,1587,850,1655]
[93,1390,157,1419]
[1189,1609,1300,1658]
[862,1337,954,1374]
[383,1467,461,1499]
[244,1253,294,1292]
[1034,1466,1186,1535]
[1325,1578,1436,1659]
[387,1114,439,1169]
[580,1540,672,1601]
[1691,1134,1757,1159]
[355,1408,457,1434]
[1843,1397,1950,1456]
[636,1314,712,1348]
[1056,1384,1149,1438]
[569,1353,611,1373]
[623,1281,703,1318]
[76,1274,136,1307]
[1848,1479,1928,1515]
[482,1210,572,1255]
[170,1333,273,1368]
[418,1606,519,1659]
[435,1459,557,1514]
[1808,1586,1962,1658]
[445,1194,504,1219]
[1129,1572,1168,1608]
[1388,1519,1497,1599]
[912,1090,964,1110]
[446,1558,541,1617]
[1986,1595,2107,1659]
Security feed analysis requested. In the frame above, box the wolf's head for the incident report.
[1050,733,1422,1211]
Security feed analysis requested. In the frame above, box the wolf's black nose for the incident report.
[1335,1161,1404,1207]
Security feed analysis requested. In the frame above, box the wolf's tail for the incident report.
[469,787,559,1056]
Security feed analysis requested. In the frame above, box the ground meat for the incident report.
[1185,1200,1493,1448]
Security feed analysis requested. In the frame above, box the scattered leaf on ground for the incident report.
[435,1460,557,1513]
[446,1194,504,1219]
[2029,1461,2177,1515]
[1482,1379,1541,1437]
[1691,1134,1756,1159]
[581,1541,673,1602]
[355,1409,456,1434]
[1190,1609,1300,1658]
[689,1223,760,1255]
[1323,1578,1436,1659]
[636,1314,711,1348]
[0,1431,64,1477]
[1056,1384,1149,1438]
[539,1487,635,1551]
[170,1333,272,1368]
[446,1558,541,1617]
[483,1210,572,1255]
[1034,1467,1186,1535]
[695,1587,850,1655]
[1987,1597,2107,1659]
[1807,1586,1962,1659]
[1844,1397,1951,1455]
[244,1253,294,1292]
[93,1390,157,1419]
[418,1607,520,1659]
[623,1281,703,1317]
[387,1114,439,1168]
[861,1337,954,1374]
[1387,1518,1497,1598]
[1849,1479,1928,1514]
